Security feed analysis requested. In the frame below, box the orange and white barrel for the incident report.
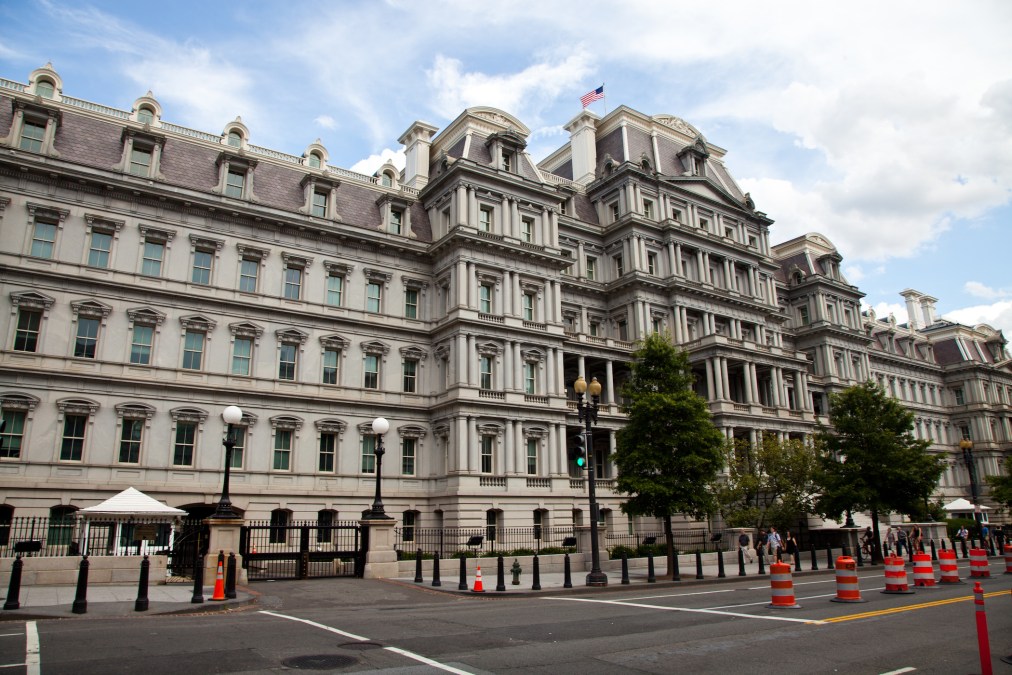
[767,562,801,608]
[882,555,914,594]
[912,552,936,587]
[969,548,990,578]
[938,548,962,584]
[831,556,866,603]
[1003,544,1011,575]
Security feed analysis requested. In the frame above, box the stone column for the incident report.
[362,518,398,579]
[205,517,247,585]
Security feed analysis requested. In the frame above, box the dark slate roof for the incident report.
[932,339,964,365]
[554,158,573,180]
[573,193,597,222]
[596,128,624,171]
[655,135,687,175]
[775,252,812,283]
[52,109,123,168]
[626,126,653,167]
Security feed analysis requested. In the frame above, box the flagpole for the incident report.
[602,82,607,115]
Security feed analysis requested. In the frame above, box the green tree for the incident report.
[814,381,945,563]
[985,464,1012,515]
[717,435,819,530]
[614,333,725,580]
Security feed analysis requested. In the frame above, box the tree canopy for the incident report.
[613,333,724,577]
[985,464,1012,514]
[814,380,945,562]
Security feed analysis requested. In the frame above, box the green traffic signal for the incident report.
[568,434,587,469]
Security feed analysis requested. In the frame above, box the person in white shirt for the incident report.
[767,526,783,562]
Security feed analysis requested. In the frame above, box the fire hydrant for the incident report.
[511,559,522,585]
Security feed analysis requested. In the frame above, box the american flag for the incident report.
[580,85,605,107]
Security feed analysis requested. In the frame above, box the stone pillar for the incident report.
[205,517,247,585]
[362,518,398,579]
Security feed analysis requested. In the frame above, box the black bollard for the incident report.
[738,548,746,577]
[621,552,630,585]
[855,545,864,567]
[717,550,726,578]
[810,544,818,571]
[458,556,468,590]
[695,550,703,579]
[941,538,947,551]
[134,555,150,612]
[72,555,89,614]
[414,549,423,583]
[826,546,834,570]
[563,553,573,588]
[842,545,851,558]
[794,549,802,572]
[960,537,968,559]
[496,555,506,592]
[647,552,656,583]
[758,546,766,575]
[3,555,23,610]
[432,553,441,587]
[226,553,237,599]
[671,549,681,581]
[988,537,996,556]
[930,539,938,562]
[191,553,205,604]
[532,555,541,591]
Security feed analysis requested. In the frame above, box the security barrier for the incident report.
[912,552,936,587]
[766,562,800,608]
[969,548,990,579]
[938,549,962,584]
[882,555,914,594]
[830,556,865,603]
[1003,544,1012,575]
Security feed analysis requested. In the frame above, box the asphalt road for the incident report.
[2,560,1010,674]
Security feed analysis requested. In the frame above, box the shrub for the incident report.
[451,550,477,559]
[608,544,637,559]
[510,548,536,557]
[536,546,568,555]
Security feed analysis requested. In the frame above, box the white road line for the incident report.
[25,621,39,675]
[0,634,23,638]
[260,610,475,674]
[545,597,826,624]
[879,668,916,674]
[607,589,735,602]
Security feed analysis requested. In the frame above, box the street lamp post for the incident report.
[365,417,392,520]
[574,375,607,587]
[212,405,243,519]
[960,438,982,532]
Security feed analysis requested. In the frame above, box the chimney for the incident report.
[564,110,599,185]
[398,121,439,189]
[921,295,938,326]
[900,289,921,330]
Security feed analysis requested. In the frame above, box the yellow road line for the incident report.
[823,590,1007,623]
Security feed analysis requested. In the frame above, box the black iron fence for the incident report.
[0,516,178,558]
[605,528,736,553]
[395,526,578,557]
[240,520,364,580]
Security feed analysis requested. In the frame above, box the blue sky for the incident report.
[2,0,1011,336]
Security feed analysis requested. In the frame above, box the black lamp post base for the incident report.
[586,571,608,587]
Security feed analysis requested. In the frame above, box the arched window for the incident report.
[307,153,322,169]
[533,508,548,542]
[402,510,420,543]
[36,80,55,99]
[317,508,337,544]
[380,172,393,187]
[137,107,154,124]
[227,131,242,148]
[485,509,501,543]
[269,508,291,544]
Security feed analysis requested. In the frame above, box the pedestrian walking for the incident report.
[885,526,896,556]
[767,527,783,562]
[738,531,755,563]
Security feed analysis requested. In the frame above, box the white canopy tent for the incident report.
[941,497,991,523]
[79,487,187,556]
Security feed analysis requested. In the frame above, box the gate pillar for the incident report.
[205,517,247,585]
[361,519,398,579]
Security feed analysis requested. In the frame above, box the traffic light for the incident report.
[568,434,586,469]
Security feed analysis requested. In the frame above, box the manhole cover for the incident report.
[281,654,358,669]
[339,642,383,651]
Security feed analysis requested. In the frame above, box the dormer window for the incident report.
[116,129,164,179]
[301,175,339,220]
[36,80,55,99]
[502,151,513,172]
[380,172,394,187]
[137,107,154,124]
[2,101,61,157]
[389,208,403,234]
[307,152,322,169]
[214,152,258,201]
[227,131,242,148]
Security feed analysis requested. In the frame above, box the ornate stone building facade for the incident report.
[1,64,1009,533]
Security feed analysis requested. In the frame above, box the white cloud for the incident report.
[349,148,405,177]
[964,281,1011,300]
[944,301,1012,337]
[864,302,908,326]
[314,115,337,130]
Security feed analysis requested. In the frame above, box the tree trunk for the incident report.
[664,515,676,580]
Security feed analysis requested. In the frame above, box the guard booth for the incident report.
[79,487,186,563]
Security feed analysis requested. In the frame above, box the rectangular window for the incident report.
[364,354,379,389]
[589,321,599,337]
[232,337,252,376]
[60,414,87,461]
[230,427,245,469]
[527,439,538,475]
[191,249,213,285]
[366,282,382,313]
[403,360,417,393]
[326,274,343,306]
[30,219,56,259]
[319,432,337,472]
[74,317,99,359]
[279,343,297,381]
[401,438,416,475]
[610,202,620,222]
[225,169,245,198]
[19,119,46,152]
[361,434,376,473]
[524,362,536,394]
[480,436,493,473]
[130,324,153,365]
[479,284,492,313]
[501,152,512,172]
[322,348,339,385]
[119,418,143,463]
[182,330,204,370]
[799,306,810,326]
[522,292,535,321]
[311,190,327,217]
[283,265,303,300]
[273,430,292,470]
[478,206,492,232]
[141,240,164,277]
[586,257,597,281]
[647,253,657,276]
[389,209,403,234]
[129,146,152,177]
[699,217,709,230]
[954,388,965,405]
[479,355,493,390]
[404,288,418,319]
[0,410,26,459]
[521,217,534,243]
[88,230,113,268]
[618,320,628,341]
[615,255,624,276]
[643,200,653,220]
[239,258,259,293]
[173,422,196,466]
[14,309,41,352]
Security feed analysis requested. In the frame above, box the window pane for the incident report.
[173,422,196,465]
[480,436,493,473]
[31,220,56,258]
[361,435,376,473]
[119,418,143,463]
[527,439,538,474]
[239,258,259,293]
[279,343,297,380]
[322,348,339,384]
[19,120,46,152]
[129,147,152,176]
[273,430,291,470]
[137,108,154,124]
[142,241,164,276]
[326,275,343,306]
[88,231,112,268]
[60,414,87,461]
[74,317,99,359]
[402,438,415,475]
[130,325,153,365]
[14,309,41,352]
[312,191,327,217]
[0,410,26,459]
[319,433,336,472]
[403,360,417,393]
[225,169,245,198]
[366,282,381,313]
[191,250,212,285]
[364,354,379,389]
[404,289,418,319]
[284,267,302,299]
[182,331,204,370]
[230,427,245,468]
[232,337,252,376]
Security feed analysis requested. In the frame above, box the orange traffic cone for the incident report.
[210,558,226,601]
[472,565,485,593]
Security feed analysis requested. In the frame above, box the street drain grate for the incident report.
[339,642,383,650]
[281,654,358,669]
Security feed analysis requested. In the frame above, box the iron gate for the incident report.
[240,520,365,581]
[168,517,209,579]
